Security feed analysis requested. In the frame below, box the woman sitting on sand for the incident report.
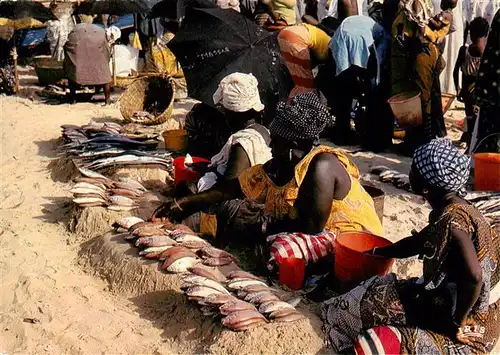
[155,93,382,244]
[321,138,500,354]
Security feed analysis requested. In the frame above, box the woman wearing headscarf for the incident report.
[156,93,382,247]
[473,9,500,153]
[155,72,272,235]
[321,138,500,354]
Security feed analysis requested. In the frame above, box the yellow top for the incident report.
[424,19,451,43]
[239,145,384,236]
[272,0,297,25]
[392,10,450,45]
[303,23,332,61]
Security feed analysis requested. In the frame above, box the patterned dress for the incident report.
[474,9,500,153]
[321,203,500,354]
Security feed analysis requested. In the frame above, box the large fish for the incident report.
[165,257,199,273]
[113,216,144,230]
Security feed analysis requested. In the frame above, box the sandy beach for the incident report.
[1,74,497,354]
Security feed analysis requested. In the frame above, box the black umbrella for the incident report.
[148,0,215,21]
[168,8,292,119]
[0,1,57,22]
[75,0,151,15]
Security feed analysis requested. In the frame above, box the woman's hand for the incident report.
[151,199,186,222]
[186,161,210,175]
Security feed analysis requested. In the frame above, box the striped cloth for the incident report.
[277,25,316,98]
[267,230,336,268]
[354,326,402,355]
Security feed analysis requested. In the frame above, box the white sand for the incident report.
[1,83,497,354]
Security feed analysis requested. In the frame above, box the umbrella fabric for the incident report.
[76,0,151,15]
[0,17,44,30]
[0,1,57,22]
[168,7,292,118]
[149,0,216,21]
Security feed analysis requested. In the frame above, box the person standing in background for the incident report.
[472,9,500,153]
[46,1,74,61]
[432,0,463,94]
[453,17,488,148]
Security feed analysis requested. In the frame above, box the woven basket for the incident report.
[119,76,175,125]
[33,56,65,86]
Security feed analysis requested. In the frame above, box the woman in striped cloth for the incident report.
[321,138,500,354]
[277,22,333,98]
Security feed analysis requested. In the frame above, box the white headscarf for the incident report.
[213,72,264,112]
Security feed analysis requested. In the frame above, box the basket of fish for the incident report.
[119,76,175,125]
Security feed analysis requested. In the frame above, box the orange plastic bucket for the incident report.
[278,257,306,290]
[334,232,394,290]
[163,129,188,151]
[473,153,500,191]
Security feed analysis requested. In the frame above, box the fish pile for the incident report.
[467,192,500,229]
[112,216,304,331]
[370,166,500,228]
[370,166,411,191]
[71,167,147,210]
[59,122,173,171]
[132,111,156,122]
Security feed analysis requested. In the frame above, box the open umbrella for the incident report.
[168,7,292,119]
[148,0,215,21]
[75,0,151,15]
[0,1,57,22]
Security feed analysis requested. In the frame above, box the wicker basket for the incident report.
[119,76,175,125]
[33,56,65,86]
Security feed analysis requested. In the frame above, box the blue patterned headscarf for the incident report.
[413,138,471,196]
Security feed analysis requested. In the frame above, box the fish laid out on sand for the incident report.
[112,217,305,331]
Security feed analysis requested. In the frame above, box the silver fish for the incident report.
[186,286,223,298]
[114,216,144,229]
[166,257,199,273]
[73,197,107,204]
[138,246,173,255]
[73,182,106,192]
[258,301,294,314]
[180,275,229,294]
[227,279,268,290]
[109,195,136,207]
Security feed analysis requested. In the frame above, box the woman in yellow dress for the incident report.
[155,93,382,249]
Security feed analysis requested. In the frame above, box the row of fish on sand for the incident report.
[71,167,159,210]
[371,165,500,229]
[113,216,304,331]
[59,121,173,171]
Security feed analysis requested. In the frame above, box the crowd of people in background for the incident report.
[0,0,499,155]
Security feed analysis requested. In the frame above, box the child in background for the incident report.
[453,16,489,146]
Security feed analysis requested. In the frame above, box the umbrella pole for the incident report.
[12,47,19,94]
[112,43,117,86]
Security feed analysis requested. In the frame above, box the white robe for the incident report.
[433,0,465,94]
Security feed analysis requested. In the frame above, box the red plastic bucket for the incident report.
[278,257,306,290]
[173,156,210,186]
[473,153,500,191]
[334,232,394,291]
